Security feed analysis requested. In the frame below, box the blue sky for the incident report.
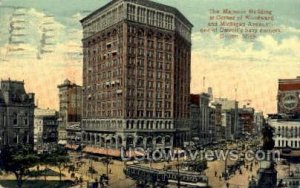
[0,0,299,113]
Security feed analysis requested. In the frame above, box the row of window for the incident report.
[128,58,171,70]
[128,48,172,60]
[83,4,124,38]
[126,110,172,118]
[84,110,123,118]
[277,140,300,148]
[128,37,172,51]
[126,100,172,109]
[84,80,122,91]
[127,4,174,30]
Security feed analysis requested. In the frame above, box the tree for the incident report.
[261,122,275,150]
[43,146,70,182]
[0,144,39,188]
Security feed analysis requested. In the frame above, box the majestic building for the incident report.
[80,0,192,154]
[278,77,300,116]
[57,79,82,145]
[34,108,58,153]
[0,79,35,147]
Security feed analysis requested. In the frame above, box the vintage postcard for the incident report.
[0,0,299,187]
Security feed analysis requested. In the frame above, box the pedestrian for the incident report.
[215,171,217,177]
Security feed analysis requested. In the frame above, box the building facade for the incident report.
[81,0,192,154]
[278,77,300,116]
[254,112,264,136]
[238,106,255,136]
[269,116,300,149]
[215,98,239,139]
[222,110,233,140]
[57,79,82,145]
[189,93,212,145]
[211,102,223,142]
[66,122,81,146]
[0,79,35,147]
[34,108,58,153]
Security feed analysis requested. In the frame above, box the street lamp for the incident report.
[224,146,228,180]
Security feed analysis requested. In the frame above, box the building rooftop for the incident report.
[57,79,81,89]
[34,108,57,117]
[0,79,34,105]
[80,0,193,27]
[278,77,300,91]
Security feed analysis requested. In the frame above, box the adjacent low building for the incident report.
[269,115,300,149]
[0,79,35,147]
[57,79,82,145]
[65,122,81,150]
[34,108,58,153]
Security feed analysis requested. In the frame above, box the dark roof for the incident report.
[279,82,300,91]
[81,0,193,27]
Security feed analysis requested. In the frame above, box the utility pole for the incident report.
[177,149,180,188]
[224,156,227,180]
[105,141,109,186]
[203,76,206,92]
[106,142,109,176]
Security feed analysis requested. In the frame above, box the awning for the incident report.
[82,146,145,157]
[280,149,300,157]
[65,144,79,150]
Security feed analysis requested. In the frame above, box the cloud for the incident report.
[0,8,83,110]
[191,32,300,114]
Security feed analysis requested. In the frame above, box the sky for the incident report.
[0,0,300,114]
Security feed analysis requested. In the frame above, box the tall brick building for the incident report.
[0,79,35,147]
[81,0,192,154]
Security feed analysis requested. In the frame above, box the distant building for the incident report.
[211,102,223,142]
[57,79,82,145]
[190,92,213,145]
[34,108,58,153]
[222,110,233,140]
[278,77,300,116]
[215,98,239,139]
[0,79,35,147]
[81,0,192,155]
[254,112,264,135]
[239,106,255,135]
